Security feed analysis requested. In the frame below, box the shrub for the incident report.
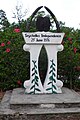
[58,28,80,89]
[0,21,80,91]
[0,26,30,91]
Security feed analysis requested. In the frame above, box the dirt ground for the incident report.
[0,90,5,102]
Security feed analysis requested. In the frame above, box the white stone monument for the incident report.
[23,32,64,94]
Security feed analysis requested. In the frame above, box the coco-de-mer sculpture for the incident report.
[22,6,65,94]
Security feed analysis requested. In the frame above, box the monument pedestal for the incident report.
[1,87,80,119]
[9,87,80,110]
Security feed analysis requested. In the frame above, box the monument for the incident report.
[22,6,65,94]
[1,6,80,120]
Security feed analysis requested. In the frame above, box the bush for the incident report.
[58,28,80,89]
[0,20,80,91]
[0,26,30,91]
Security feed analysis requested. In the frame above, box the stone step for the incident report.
[10,87,80,109]
[1,107,80,120]
[1,88,80,120]
[10,102,80,110]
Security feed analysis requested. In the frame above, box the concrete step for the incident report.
[1,87,80,120]
[0,107,80,120]
[10,87,80,109]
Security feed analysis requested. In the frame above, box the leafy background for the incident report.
[0,9,80,91]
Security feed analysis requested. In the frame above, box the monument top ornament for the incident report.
[22,6,65,94]
[26,6,60,32]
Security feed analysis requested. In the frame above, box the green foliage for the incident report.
[58,26,80,89]
[0,9,10,30]
[0,10,80,91]
[38,45,48,85]
[0,22,30,90]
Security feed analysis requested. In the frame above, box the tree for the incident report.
[13,3,27,26]
[0,10,10,30]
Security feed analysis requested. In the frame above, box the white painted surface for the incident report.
[23,32,65,94]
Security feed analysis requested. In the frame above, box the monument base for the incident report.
[1,87,80,120]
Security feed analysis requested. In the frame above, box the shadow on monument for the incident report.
[38,45,48,85]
